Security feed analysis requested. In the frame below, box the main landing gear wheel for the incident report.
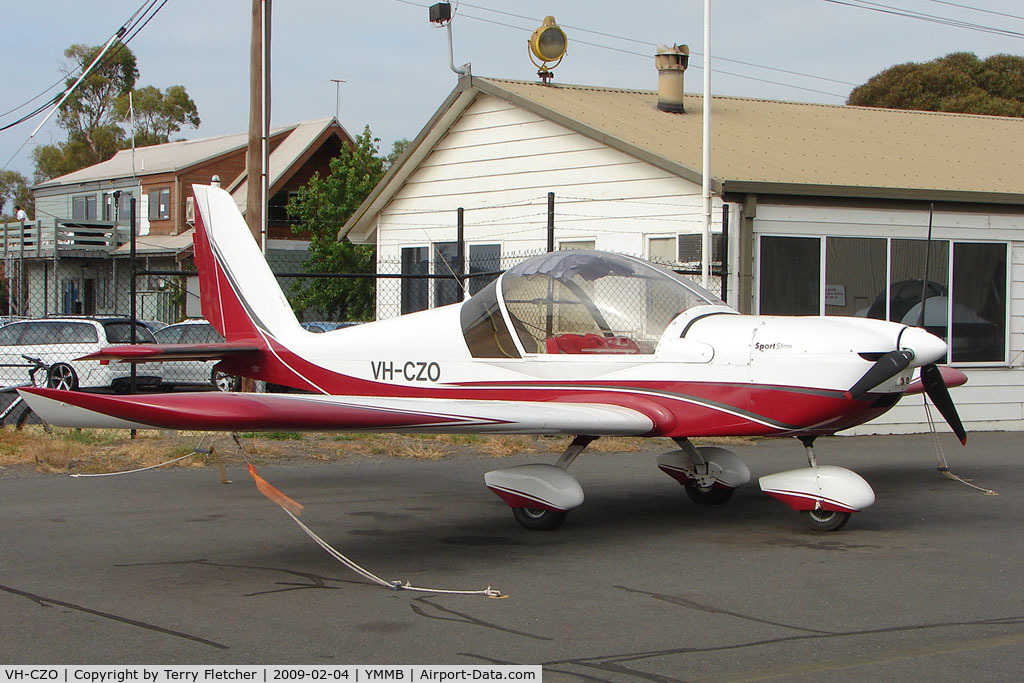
[800,509,851,532]
[512,507,568,531]
[684,483,734,505]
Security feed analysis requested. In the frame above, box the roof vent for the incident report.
[655,44,689,113]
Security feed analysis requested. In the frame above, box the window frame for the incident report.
[756,233,1010,366]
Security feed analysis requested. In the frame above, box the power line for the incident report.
[396,0,850,99]
[923,0,1024,23]
[818,0,1024,39]
[459,1,859,87]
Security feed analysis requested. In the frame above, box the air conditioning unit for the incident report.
[185,196,195,224]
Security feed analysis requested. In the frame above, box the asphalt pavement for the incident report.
[1,432,1021,681]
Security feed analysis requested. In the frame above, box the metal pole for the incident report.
[261,0,271,255]
[721,203,729,303]
[547,192,555,252]
[52,219,58,316]
[330,78,346,119]
[18,216,25,315]
[129,197,137,394]
[457,207,465,297]
[701,0,712,289]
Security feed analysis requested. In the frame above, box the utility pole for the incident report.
[247,0,271,248]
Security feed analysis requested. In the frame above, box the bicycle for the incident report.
[0,354,53,431]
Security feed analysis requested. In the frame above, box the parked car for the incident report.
[153,319,240,391]
[300,321,361,333]
[0,317,158,392]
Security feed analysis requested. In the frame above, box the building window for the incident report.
[648,237,676,265]
[758,235,1007,363]
[72,195,97,220]
[759,236,820,315]
[558,240,596,251]
[117,192,134,223]
[432,242,462,307]
[268,190,299,223]
[401,246,429,314]
[677,233,724,266]
[148,188,170,220]
[468,244,501,296]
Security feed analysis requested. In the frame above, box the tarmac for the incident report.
[1,431,1021,681]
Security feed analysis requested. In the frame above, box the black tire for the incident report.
[512,507,568,531]
[800,509,851,532]
[47,363,79,391]
[212,369,241,392]
[685,482,734,505]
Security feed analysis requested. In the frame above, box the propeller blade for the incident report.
[921,363,967,445]
[847,349,915,400]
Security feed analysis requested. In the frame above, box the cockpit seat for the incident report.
[546,333,640,354]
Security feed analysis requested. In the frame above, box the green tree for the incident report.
[32,42,200,182]
[847,52,1024,117]
[114,84,201,147]
[286,127,408,321]
[0,170,32,219]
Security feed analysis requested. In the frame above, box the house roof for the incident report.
[229,117,350,205]
[342,76,1024,240]
[34,117,344,190]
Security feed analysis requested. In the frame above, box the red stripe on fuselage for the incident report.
[213,334,893,438]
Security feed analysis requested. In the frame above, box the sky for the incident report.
[2,0,1022,204]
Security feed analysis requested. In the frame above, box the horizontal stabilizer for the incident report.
[77,342,261,363]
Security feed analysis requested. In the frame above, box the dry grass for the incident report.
[0,425,759,476]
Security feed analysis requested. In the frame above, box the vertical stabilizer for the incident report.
[191,184,303,344]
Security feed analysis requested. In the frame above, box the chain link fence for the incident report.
[0,216,723,426]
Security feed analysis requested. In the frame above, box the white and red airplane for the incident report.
[20,184,968,532]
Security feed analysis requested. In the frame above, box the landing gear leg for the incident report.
[656,437,749,505]
[796,436,851,531]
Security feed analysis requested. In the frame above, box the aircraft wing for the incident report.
[18,388,655,436]
[77,343,261,363]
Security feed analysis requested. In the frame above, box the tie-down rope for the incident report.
[923,398,997,496]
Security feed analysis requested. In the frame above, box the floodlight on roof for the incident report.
[528,16,567,84]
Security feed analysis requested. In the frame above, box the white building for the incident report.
[343,74,1024,435]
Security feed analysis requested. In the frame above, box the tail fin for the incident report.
[192,184,303,344]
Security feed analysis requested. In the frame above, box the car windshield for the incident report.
[461,250,719,357]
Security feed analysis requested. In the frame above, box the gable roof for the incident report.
[342,75,1024,240]
[34,117,345,190]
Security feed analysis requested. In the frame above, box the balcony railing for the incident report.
[2,220,129,258]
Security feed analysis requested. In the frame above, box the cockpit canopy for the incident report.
[461,250,721,358]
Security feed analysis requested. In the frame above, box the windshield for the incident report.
[498,251,718,355]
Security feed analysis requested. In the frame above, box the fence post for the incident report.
[720,203,729,303]
[546,192,555,252]
[457,207,465,298]
[18,218,25,316]
[53,219,59,316]
[129,196,137,395]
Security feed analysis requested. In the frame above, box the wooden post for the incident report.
[246,0,264,244]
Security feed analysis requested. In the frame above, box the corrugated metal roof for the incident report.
[476,78,1024,198]
[230,117,346,205]
[34,118,337,188]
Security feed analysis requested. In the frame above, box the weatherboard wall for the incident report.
[373,93,720,319]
